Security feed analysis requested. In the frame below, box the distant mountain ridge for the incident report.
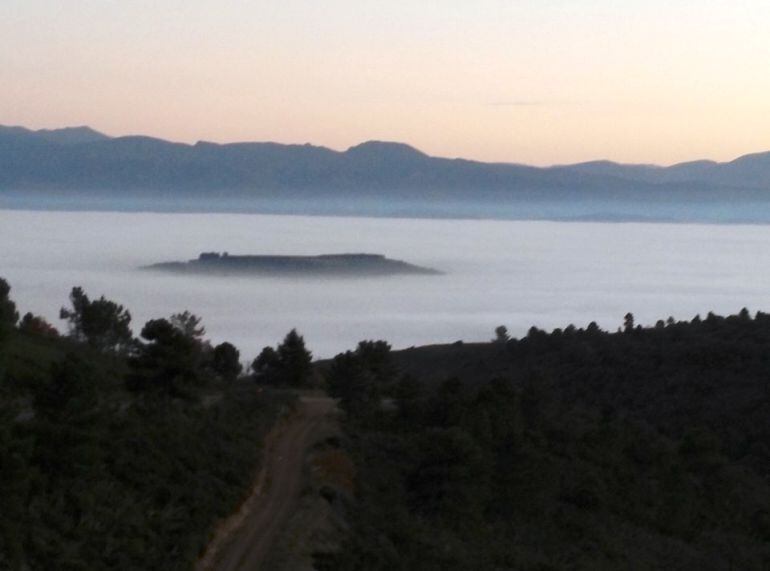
[3,124,770,222]
[0,125,111,145]
[562,152,770,190]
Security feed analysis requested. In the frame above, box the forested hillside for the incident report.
[321,314,770,570]
[0,279,294,570]
[5,270,770,570]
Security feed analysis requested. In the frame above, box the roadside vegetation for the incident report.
[6,271,770,570]
[0,278,306,571]
[319,314,770,570]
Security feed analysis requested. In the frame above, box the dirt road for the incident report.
[197,395,337,571]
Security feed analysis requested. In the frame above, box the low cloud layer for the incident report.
[2,210,769,359]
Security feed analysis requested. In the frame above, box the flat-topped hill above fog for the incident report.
[144,252,440,277]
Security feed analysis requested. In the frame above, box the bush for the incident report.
[19,313,59,338]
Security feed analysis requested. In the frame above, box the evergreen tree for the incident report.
[252,346,280,381]
[252,329,313,386]
[212,342,242,382]
[126,318,202,397]
[493,325,509,343]
[60,287,132,352]
[277,329,313,386]
[169,310,206,341]
[325,340,395,418]
[623,312,635,332]
[0,278,18,336]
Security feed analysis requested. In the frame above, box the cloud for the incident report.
[487,99,584,108]
[487,100,547,107]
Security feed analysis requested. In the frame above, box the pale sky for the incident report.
[2,0,770,165]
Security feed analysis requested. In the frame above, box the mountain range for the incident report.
[3,124,770,222]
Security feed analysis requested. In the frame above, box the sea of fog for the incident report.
[1,209,769,359]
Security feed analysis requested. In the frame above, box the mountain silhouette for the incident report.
[3,125,770,221]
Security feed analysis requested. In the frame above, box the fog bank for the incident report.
[1,210,768,359]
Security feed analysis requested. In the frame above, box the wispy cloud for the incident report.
[487,99,584,108]
[487,100,546,107]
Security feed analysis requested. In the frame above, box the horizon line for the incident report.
[3,122,767,170]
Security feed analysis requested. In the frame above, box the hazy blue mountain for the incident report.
[0,125,110,145]
[565,154,770,190]
[2,124,770,221]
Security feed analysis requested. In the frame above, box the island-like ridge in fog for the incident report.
[143,252,441,277]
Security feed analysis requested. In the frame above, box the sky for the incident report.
[2,0,770,166]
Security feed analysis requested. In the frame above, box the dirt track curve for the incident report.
[197,395,336,571]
